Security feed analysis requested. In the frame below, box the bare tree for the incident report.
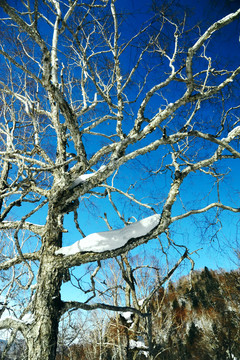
[0,0,240,359]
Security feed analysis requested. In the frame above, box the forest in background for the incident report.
[2,267,239,360]
[56,267,240,360]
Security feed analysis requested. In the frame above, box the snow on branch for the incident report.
[56,214,160,256]
[69,172,95,189]
[129,339,148,351]
[0,316,30,332]
[69,165,106,189]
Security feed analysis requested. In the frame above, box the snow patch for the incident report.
[2,313,34,325]
[120,311,133,323]
[69,173,94,189]
[129,339,147,349]
[22,313,34,324]
[69,165,106,189]
[138,298,146,307]
[129,338,148,357]
[192,317,212,332]
[56,214,160,256]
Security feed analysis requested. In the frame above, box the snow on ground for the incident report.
[56,214,160,256]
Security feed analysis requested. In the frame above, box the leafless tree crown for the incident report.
[0,1,240,359]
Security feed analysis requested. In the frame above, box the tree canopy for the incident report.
[0,0,240,359]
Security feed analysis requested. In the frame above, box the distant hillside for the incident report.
[55,268,240,360]
[0,338,26,360]
[148,267,240,359]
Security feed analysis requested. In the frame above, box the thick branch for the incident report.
[56,217,163,268]
[0,221,44,235]
[0,251,40,271]
[0,317,26,333]
[61,301,147,318]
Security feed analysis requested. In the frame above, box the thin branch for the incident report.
[172,202,240,223]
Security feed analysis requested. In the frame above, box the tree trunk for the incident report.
[26,252,63,360]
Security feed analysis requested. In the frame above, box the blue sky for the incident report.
[57,0,240,301]
[1,0,239,304]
